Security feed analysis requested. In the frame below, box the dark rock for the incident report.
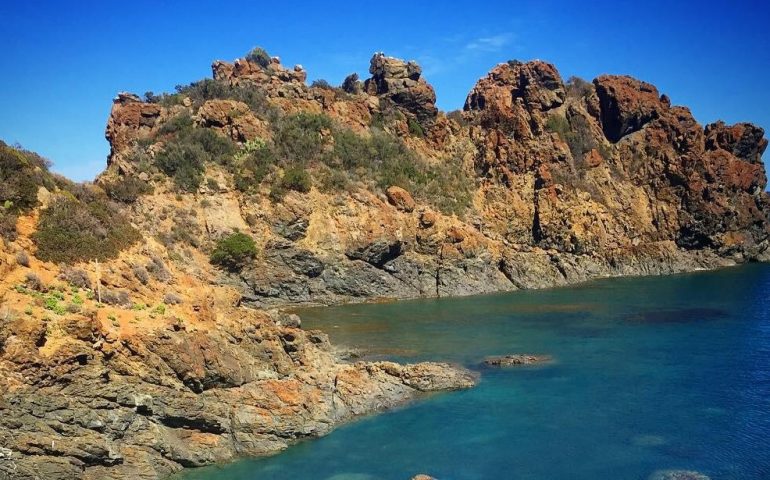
[483,354,552,367]
[346,238,403,268]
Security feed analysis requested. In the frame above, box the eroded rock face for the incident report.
[105,93,161,166]
[364,53,438,123]
[197,99,268,142]
[593,75,665,142]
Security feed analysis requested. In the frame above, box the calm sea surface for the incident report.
[180,264,770,479]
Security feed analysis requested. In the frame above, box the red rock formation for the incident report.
[364,53,438,123]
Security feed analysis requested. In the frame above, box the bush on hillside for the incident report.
[233,139,276,192]
[104,176,153,203]
[547,112,608,166]
[280,166,312,193]
[272,113,333,166]
[446,110,468,126]
[322,125,474,215]
[0,211,18,241]
[0,142,55,213]
[154,124,235,192]
[0,142,60,240]
[407,117,425,137]
[310,79,334,90]
[210,232,257,271]
[157,112,194,136]
[153,80,278,120]
[34,191,140,264]
[155,143,207,192]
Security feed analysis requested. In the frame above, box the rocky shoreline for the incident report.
[1,44,768,479]
[0,304,476,480]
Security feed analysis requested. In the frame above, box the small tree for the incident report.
[245,47,272,69]
[341,73,361,94]
[310,79,334,90]
[210,232,257,271]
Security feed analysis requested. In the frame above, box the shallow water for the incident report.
[180,264,770,479]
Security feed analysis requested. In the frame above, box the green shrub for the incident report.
[154,116,236,192]
[328,129,372,169]
[210,232,257,271]
[158,209,202,248]
[280,166,312,193]
[34,192,140,264]
[545,113,570,138]
[446,110,468,126]
[318,168,350,193]
[547,112,604,165]
[311,79,334,90]
[158,112,194,136]
[407,117,425,137]
[367,130,424,189]
[245,47,272,69]
[273,113,333,166]
[0,210,18,241]
[269,182,286,202]
[0,142,56,217]
[155,143,206,192]
[104,176,153,203]
[325,126,474,215]
[234,140,275,192]
[185,128,236,164]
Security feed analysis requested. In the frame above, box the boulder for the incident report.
[419,210,436,228]
[386,186,416,212]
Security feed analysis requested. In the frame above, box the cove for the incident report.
[178,264,770,479]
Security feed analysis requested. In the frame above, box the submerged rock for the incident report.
[649,470,711,480]
[483,354,553,367]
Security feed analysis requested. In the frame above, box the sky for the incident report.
[1,0,768,181]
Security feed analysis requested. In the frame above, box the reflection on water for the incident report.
[180,264,770,480]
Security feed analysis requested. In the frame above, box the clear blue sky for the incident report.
[1,0,768,181]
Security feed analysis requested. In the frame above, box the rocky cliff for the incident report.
[0,47,767,479]
[102,51,770,305]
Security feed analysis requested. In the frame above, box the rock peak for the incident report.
[363,53,437,123]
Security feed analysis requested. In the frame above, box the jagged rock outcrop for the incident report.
[364,53,438,123]
[105,93,162,170]
[212,56,307,94]
[593,75,665,142]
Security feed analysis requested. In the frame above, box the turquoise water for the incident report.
[181,264,770,479]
